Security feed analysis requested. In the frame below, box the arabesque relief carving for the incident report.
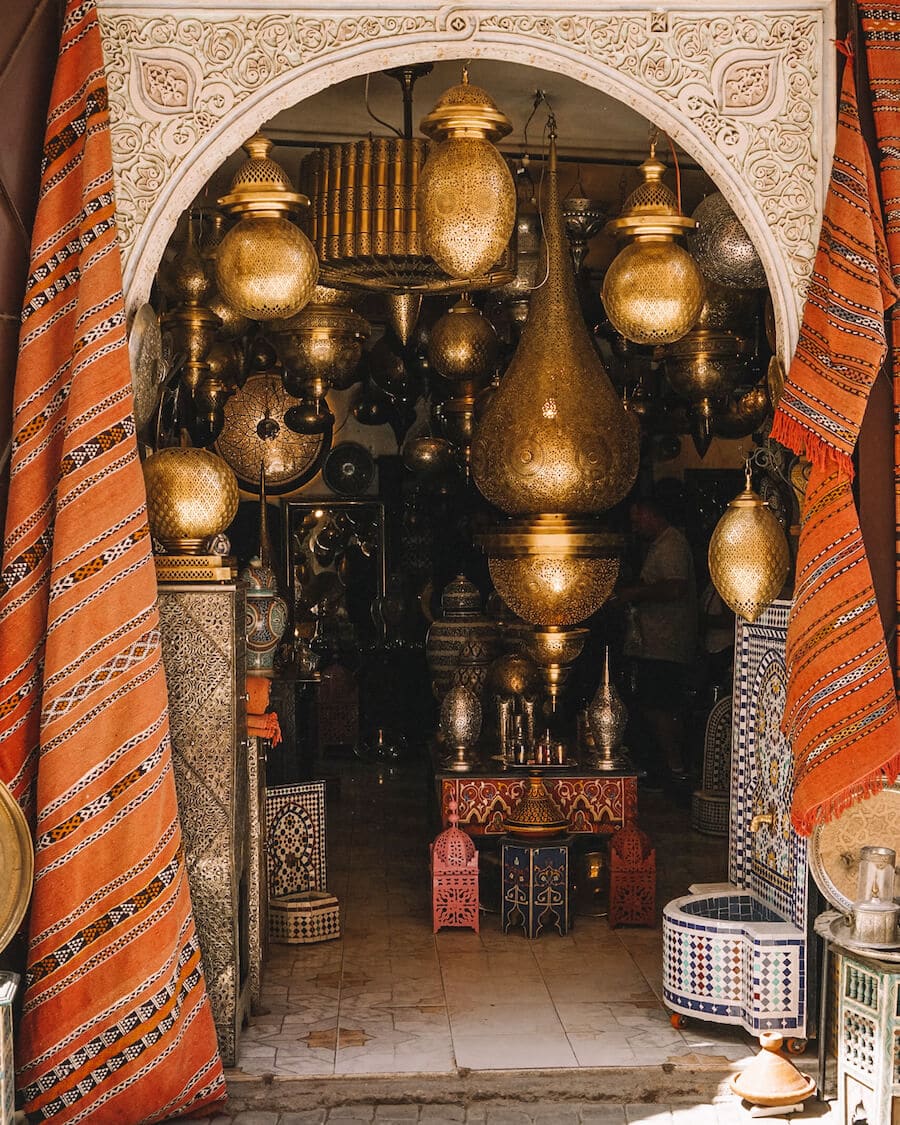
[97,3,832,349]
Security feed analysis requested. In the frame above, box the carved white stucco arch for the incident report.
[97,1,836,361]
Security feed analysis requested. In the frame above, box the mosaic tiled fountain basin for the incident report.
[662,883,806,1034]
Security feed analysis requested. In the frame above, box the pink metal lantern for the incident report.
[609,816,656,928]
[430,799,480,932]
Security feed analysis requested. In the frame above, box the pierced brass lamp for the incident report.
[216,134,319,321]
[418,68,517,280]
[472,129,639,711]
[708,463,790,622]
[602,143,705,346]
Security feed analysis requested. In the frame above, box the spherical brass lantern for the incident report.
[142,444,240,554]
[418,69,517,280]
[216,134,319,321]
[689,192,767,290]
[602,145,705,346]
[708,465,790,622]
[427,294,498,383]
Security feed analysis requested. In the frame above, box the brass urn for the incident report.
[271,285,369,392]
[142,443,240,554]
[708,465,790,622]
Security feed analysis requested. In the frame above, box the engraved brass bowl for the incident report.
[271,287,369,391]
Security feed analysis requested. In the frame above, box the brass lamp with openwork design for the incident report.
[216,134,319,321]
[471,130,639,710]
[418,68,517,281]
[602,143,705,346]
[708,463,790,622]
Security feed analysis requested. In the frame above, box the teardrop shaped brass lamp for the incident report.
[386,292,422,346]
[602,144,705,346]
[418,69,517,280]
[708,464,790,622]
[472,130,639,707]
[216,134,319,321]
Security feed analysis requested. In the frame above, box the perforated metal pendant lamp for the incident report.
[708,466,790,622]
[602,146,705,346]
[418,70,517,280]
[216,134,319,321]
[471,137,639,518]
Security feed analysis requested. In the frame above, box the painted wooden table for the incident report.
[433,753,638,836]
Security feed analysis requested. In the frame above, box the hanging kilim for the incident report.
[860,2,900,684]
[770,51,900,835]
[0,2,226,1121]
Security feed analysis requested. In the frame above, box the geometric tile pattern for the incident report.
[662,890,805,1032]
[730,601,809,932]
[265,781,327,897]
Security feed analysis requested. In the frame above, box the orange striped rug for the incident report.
[770,51,900,834]
[0,1,226,1120]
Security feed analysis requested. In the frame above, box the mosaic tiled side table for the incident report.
[502,835,573,938]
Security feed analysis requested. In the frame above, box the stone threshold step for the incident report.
[225,1064,744,1113]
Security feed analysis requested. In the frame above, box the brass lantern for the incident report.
[708,464,790,622]
[270,285,370,392]
[472,131,639,710]
[689,192,767,290]
[427,294,498,384]
[602,143,705,346]
[216,134,319,321]
[143,442,240,555]
[418,69,517,280]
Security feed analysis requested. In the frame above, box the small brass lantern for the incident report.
[602,143,705,346]
[708,463,790,622]
[216,134,319,321]
[418,69,517,280]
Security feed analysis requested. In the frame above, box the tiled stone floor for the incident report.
[237,758,762,1079]
[215,755,836,1122]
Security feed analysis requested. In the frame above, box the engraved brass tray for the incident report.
[0,780,34,953]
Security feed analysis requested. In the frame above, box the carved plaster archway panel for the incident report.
[97,1,835,359]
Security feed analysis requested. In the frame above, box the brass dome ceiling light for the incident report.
[471,123,640,710]
[602,139,706,346]
[418,67,518,281]
[216,134,319,321]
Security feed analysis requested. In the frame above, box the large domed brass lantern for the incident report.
[143,443,240,554]
[216,134,319,321]
[708,465,790,622]
[418,69,517,280]
[472,131,639,710]
[602,144,705,346]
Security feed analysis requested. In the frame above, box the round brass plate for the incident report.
[215,372,331,494]
[809,784,900,913]
[0,780,33,953]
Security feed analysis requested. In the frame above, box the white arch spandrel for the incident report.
[97,1,836,361]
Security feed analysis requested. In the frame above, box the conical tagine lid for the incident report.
[504,772,569,838]
[471,135,639,517]
[729,1032,815,1107]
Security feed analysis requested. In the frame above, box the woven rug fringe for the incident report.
[791,751,900,836]
[769,414,855,480]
